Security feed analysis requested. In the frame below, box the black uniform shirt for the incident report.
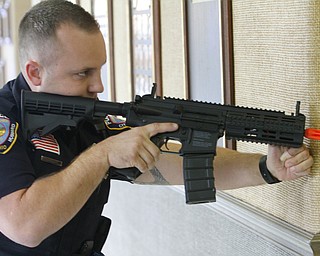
[0,74,120,255]
[0,74,36,197]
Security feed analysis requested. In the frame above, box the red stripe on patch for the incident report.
[31,133,60,155]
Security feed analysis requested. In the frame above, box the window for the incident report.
[0,0,11,85]
[91,0,110,100]
[75,0,112,100]
[130,0,162,97]
[130,0,153,96]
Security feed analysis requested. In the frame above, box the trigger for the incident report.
[164,138,170,150]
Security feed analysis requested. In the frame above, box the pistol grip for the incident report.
[183,154,216,204]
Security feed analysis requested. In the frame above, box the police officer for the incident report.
[0,0,313,255]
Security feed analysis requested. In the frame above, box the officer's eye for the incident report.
[73,70,90,80]
[77,71,88,77]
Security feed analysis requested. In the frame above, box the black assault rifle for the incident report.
[21,85,310,204]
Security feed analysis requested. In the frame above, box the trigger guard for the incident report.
[151,136,166,148]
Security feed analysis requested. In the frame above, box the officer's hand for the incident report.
[266,145,313,181]
[102,123,178,173]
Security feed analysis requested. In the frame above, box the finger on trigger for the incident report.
[147,123,178,138]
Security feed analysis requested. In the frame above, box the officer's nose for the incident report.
[88,73,104,94]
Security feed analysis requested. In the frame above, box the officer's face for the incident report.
[34,24,107,99]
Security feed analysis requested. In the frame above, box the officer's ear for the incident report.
[25,60,42,86]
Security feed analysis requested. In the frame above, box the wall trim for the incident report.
[172,187,315,255]
[311,233,320,256]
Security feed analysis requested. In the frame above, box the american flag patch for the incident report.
[30,132,60,155]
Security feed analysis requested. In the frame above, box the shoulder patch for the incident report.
[104,115,130,130]
[0,114,19,154]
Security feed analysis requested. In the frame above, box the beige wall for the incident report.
[160,0,188,98]
[112,0,133,102]
[226,0,320,234]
